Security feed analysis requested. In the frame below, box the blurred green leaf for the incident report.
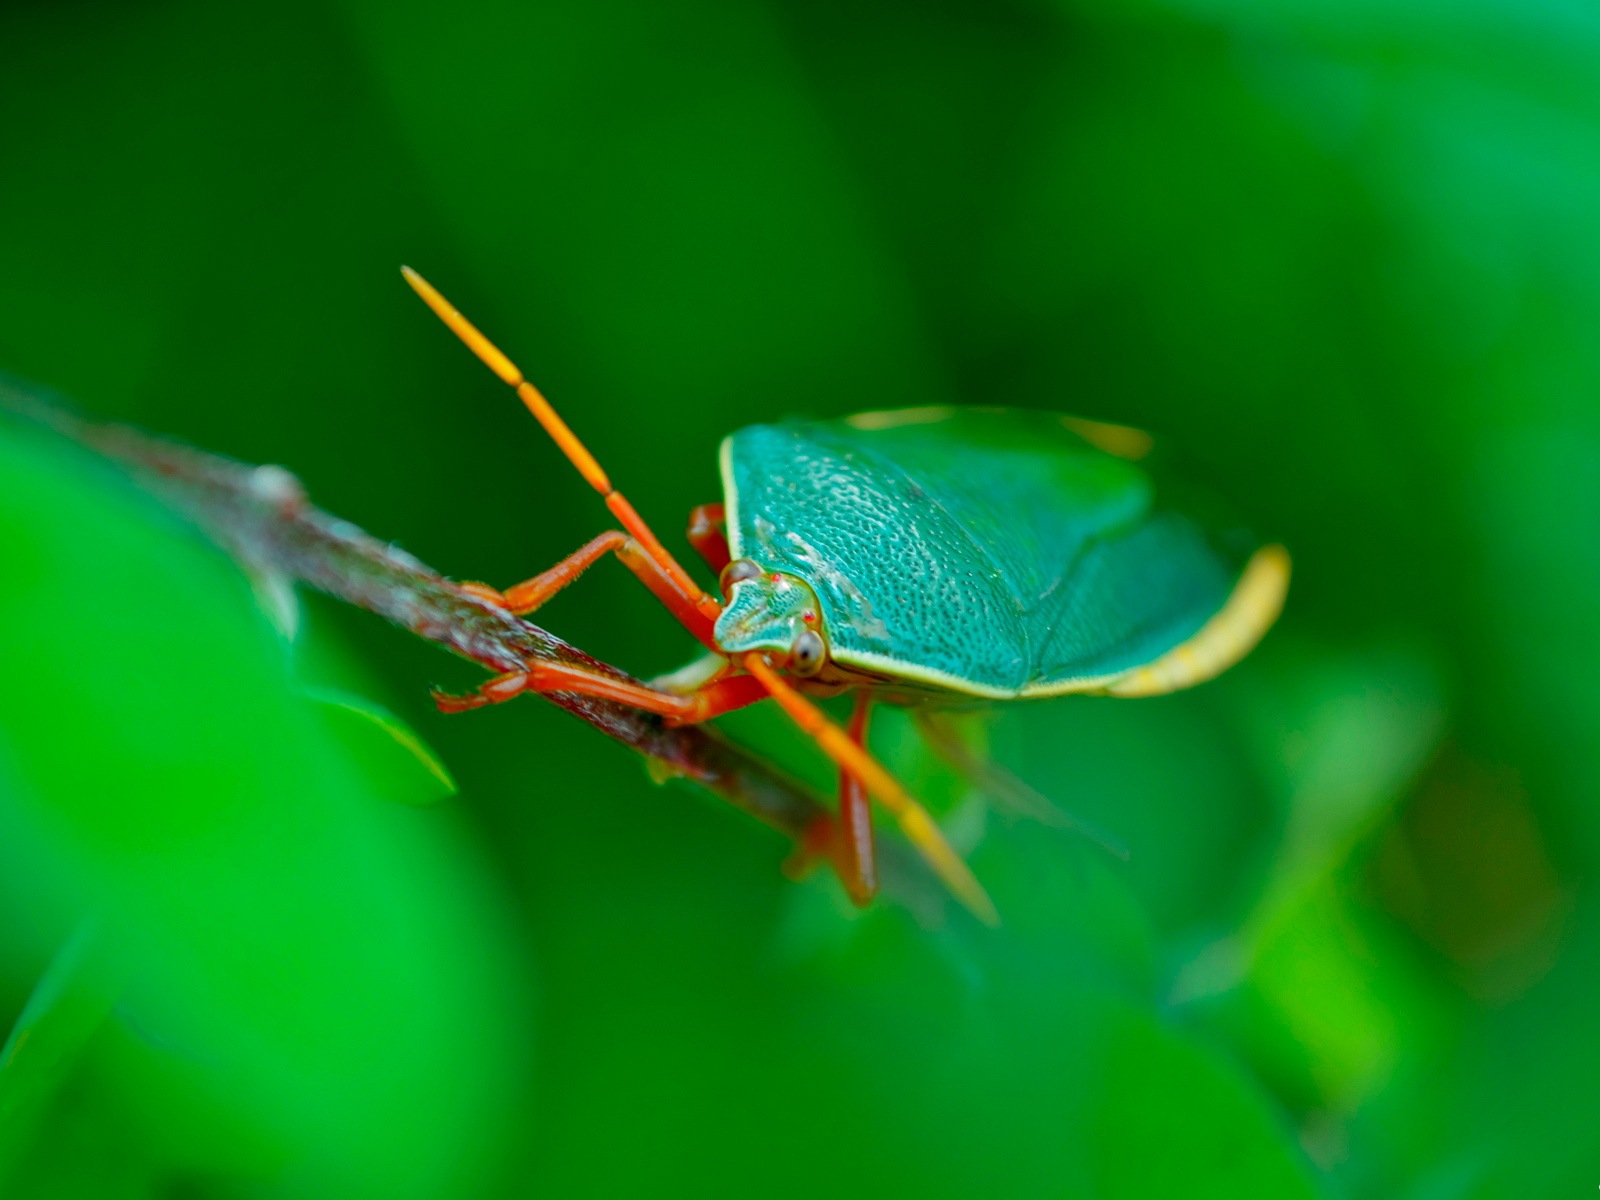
[0,425,527,1198]
[304,686,458,806]
[1089,1004,1320,1199]
[5,0,1600,1194]
[0,919,122,1189]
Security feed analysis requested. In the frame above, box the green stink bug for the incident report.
[403,269,1289,924]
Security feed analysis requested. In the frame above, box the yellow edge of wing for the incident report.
[724,425,1288,702]
[1059,415,1155,461]
[1024,543,1292,700]
[719,436,743,561]
[828,648,1022,699]
[844,406,957,431]
[824,547,1290,701]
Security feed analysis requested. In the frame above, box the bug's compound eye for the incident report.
[789,628,827,677]
[719,558,764,599]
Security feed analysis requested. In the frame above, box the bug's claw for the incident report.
[431,688,491,714]
[432,671,529,714]
[781,815,836,882]
[456,581,511,609]
[780,814,877,907]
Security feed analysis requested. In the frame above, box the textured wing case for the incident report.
[722,409,1252,697]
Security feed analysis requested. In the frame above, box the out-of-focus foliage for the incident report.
[0,0,1595,1195]
[0,425,528,1198]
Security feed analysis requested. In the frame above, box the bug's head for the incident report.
[713,560,829,676]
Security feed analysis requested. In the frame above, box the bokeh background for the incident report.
[2,0,1598,1195]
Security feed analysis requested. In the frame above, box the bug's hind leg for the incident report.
[913,710,1129,861]
[686,503,731,575]
[835,692,878,904]
[748,656,996,924]
[780,691,878,907]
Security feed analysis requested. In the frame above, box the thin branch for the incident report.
[2,385,819,834]
[1,383,939,916]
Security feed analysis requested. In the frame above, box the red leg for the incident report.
[437,647,997,924]
[835,692,877,905]
[465,530,719,652]
[786,691,877,906]
[434,662,769,722]
[743,655,997,925]
[686,502,730,575]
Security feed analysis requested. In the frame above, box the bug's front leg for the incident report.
[432,662,769,722]
[460,529,720,652]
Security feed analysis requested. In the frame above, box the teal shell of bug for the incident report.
[712,407,1288,700]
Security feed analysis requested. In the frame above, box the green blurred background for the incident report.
[1,0,1596,1195]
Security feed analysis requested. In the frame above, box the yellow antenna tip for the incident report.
[399,265,524,388]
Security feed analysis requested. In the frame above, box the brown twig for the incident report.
[0,382,941,916]
[1,384,821,832]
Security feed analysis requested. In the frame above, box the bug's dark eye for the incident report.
[719,558,763,598]
[789,629,826,677]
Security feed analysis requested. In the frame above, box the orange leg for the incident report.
[686,502,731,575]
[464,530,719,652]
[788,691,878,906]
[744,655,997,924]
[434,661,769,722]
[835,691,877,905]
[436,649,996,923]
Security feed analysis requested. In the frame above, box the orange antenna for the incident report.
[403,267,993,922]
[401,266,721,624]
[744,653,999,925]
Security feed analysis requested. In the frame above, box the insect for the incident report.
[402,268,1290,924]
